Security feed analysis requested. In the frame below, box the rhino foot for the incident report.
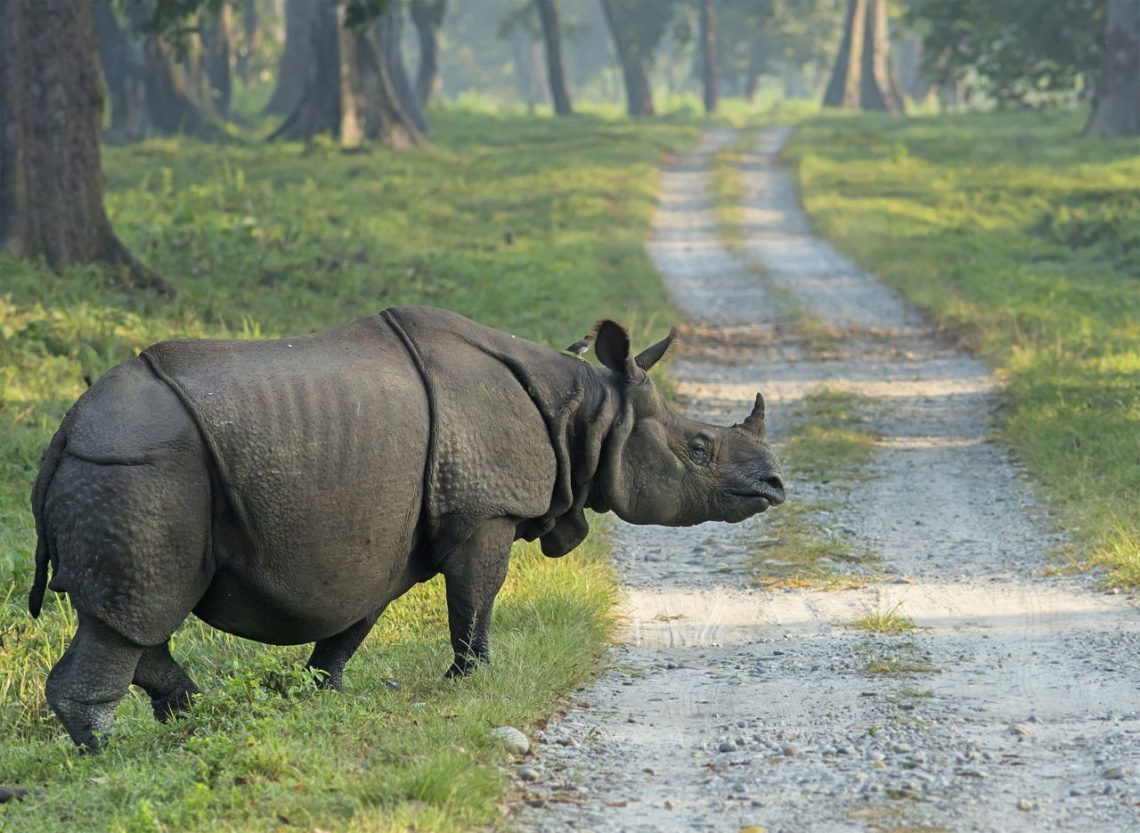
[46,614,144,753]
[150,684,201,722]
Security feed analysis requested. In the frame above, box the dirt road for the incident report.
[514,128,1140,833]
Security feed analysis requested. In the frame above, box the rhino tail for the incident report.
[28,431,66,618]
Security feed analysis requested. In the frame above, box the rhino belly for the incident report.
[193,535,425,645]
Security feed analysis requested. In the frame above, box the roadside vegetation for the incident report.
[851,603,919,636]
[787,111,1140,588]
[0,110,697,833]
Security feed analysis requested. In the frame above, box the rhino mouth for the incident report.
[726,482,785,509]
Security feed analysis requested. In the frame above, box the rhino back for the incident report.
[143,316,431,638]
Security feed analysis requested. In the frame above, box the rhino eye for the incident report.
[688,436,712,465]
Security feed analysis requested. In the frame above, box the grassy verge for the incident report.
[0,110,699,832]
[786,110,1140,587]
[751,389,880,589]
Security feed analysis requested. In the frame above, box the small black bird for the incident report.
[503,230,514,246]
[564,333,593,359]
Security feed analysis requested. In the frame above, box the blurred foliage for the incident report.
[904,0,1105,107]
[788,109,1140,586]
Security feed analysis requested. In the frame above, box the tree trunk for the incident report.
[1085,0,1140,137]
[93,0,148,142]
[0,0,173,293]
[273,0,423,149]
[509,27,546,112]
[410,0,447,106]
[236,0,259,85]
[600,0,654,116]
[698,0,718,114]
[265,0,315,115]
[202,0,235,118]
[352,22,425,149]
[823,0,904,114]
[139,30,224,137]
[860,0,905,113]
[376,5,429,133]
[269,0,340,141]
[745,39,763,103]
[535,0,574,116]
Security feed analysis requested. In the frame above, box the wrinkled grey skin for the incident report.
[29,306,783,751]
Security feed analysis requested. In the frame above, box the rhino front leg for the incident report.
[441,518,515,678]
[133,642,200,722]
[305,608,384,690]
[46,614,144,752]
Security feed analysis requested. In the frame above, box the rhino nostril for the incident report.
[765,475,784,493]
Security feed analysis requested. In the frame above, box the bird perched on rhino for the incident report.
[564,333,594,359]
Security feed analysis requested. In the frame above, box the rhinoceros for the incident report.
[29,305,784,750]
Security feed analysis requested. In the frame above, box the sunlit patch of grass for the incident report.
[787,109,1140,588]
[851,603,918,635]
[750,502,879,590]
[786,388,879,481]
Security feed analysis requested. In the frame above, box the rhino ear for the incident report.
[634,326,677,371]
[593,319,640,380]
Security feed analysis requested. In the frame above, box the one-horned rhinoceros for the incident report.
[29,305,784,750]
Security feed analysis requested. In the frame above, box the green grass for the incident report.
[850,603,918,635]
[861,641,939,676]
[785,388,879,481]
[0,109,700,832]
[786,110,1140,587]
[750,388,881,589]
[710,126,762,256]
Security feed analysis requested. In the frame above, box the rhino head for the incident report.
[590,320,785,527]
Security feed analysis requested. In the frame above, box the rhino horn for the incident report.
[740,393,766,436]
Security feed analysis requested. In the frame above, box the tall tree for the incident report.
[600,0,671,116]
[0,0,173,293]
[410,0,447,106]
[94,0,148,142]
[201,0,235,118]
[535,0,574,115]
[236,0,259,85]
[823,0,904,113]
[1084,0,1139,136]
[265,0,316,114]
[271,0,424,149]
[698,0,718,114]
[376,4,429,133]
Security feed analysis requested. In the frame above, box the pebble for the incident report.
[517,766,541,782]
[489,726,529,755]
[719,741,738,753]
[1104,766,1129,780]
[1017,799,1033,811]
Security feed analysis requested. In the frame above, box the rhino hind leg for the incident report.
[45,614,145,752]
[305,608,384,690]
[441,519,514,678]
[133,642,200,721]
